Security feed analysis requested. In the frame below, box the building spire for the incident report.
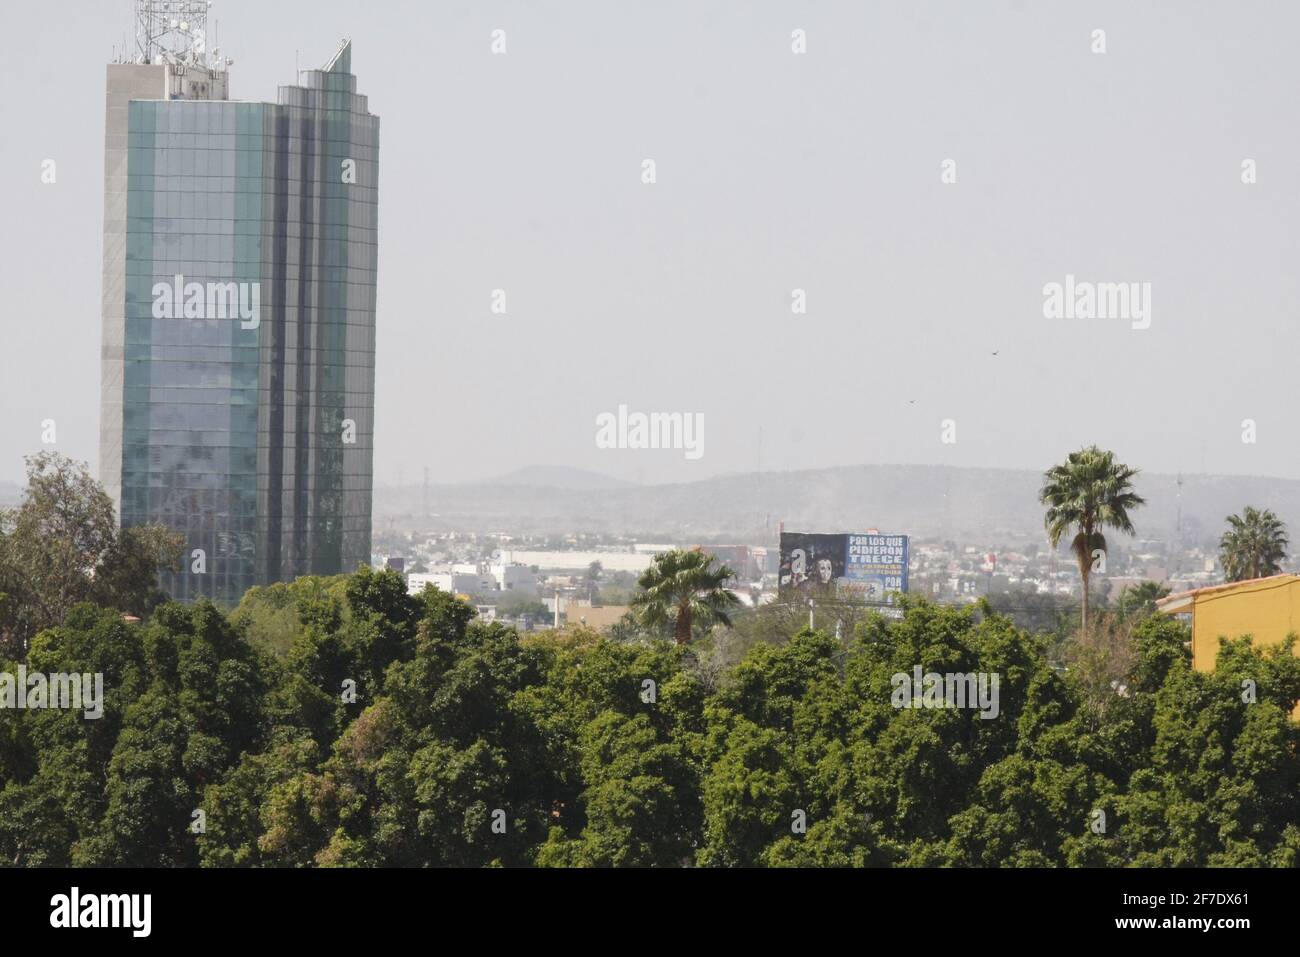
[323,38,351,73]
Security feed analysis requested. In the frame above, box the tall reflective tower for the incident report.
[101,4,379,603]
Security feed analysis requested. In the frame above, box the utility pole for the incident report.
[808,598,815,631]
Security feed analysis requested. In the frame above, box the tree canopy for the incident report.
[0,452,182,653]
[630,548,740,645]
[1220,507,1289,583]
[0,570,1294,867]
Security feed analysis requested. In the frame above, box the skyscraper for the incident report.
[100,3,379,603]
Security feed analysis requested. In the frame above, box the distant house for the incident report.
[1156,573,1300,678]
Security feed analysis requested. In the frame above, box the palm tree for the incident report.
[585,556,603,600]
[1219,506,1289,582]
[1039,446,1145,633]
[1116,580,1170,620]
[630,548,740,645]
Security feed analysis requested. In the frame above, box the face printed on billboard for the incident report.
[779,532,908,602]
[778,533,846,600]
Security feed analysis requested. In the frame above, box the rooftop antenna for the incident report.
[134,0,220,67]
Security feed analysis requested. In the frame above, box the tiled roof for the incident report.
[1156,573,1299,608]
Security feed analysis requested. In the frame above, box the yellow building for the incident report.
[1156,573,1300,672]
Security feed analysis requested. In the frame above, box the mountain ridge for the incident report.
[375,463,1300,545]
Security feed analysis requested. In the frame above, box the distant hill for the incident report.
[375,464,1300,547]
[485,465,634,491]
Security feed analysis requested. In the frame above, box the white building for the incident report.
[492,561,539,595]
[408,568,497,597]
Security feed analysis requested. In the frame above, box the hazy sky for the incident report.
[2,0,1298,487]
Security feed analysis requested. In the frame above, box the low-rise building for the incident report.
[408,568,497,597]
[1156,574,1300,697]
[492,561,539,595]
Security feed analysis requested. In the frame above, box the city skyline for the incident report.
[4,0,1300,490]
[0,0,1294,898]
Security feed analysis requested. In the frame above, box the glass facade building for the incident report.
[100,42,378,604]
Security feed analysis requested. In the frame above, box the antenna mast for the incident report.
[134,0,219,66]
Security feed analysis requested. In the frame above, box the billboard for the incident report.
[778,532,909,602]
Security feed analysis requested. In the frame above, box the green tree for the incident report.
[1110,635,1300,866]
[91,523,185,617]
[230,574,350,660]
[493,590,549,621]
[1219,506,1289,583]
[524,634,702,866]
[1039,446,1145,634]
[0,452,181,651]
[1116,580,1171,621]
[2,562,1296,869]
[985,587,1077,642]
[584,561,603,601]
[630,549,739,645]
